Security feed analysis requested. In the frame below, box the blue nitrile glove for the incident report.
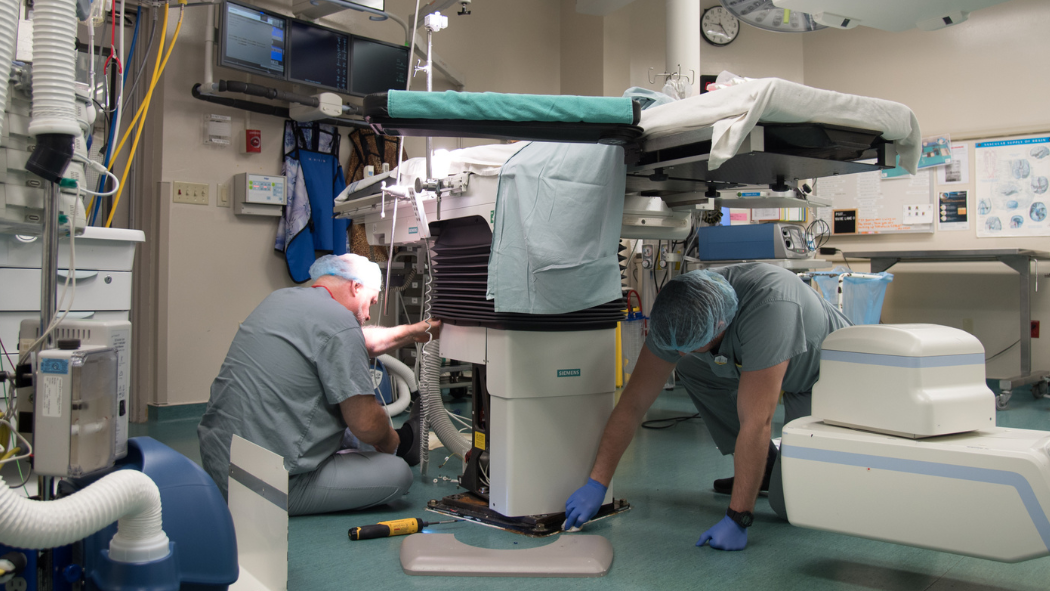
[696,515,748,551]
[564,478,608,529]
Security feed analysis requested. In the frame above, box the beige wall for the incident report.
[561,0,604,97]
[803,0,1050,380]
[147,0,561,407]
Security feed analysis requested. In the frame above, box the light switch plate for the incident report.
[217,183,231,208]
[173,181,209,205]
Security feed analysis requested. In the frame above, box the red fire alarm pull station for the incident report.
[246,130,262,153]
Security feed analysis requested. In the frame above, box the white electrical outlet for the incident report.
[173,182,209,205]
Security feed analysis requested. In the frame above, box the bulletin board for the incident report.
[814,167,935,234]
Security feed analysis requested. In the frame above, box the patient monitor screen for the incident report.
[349,37,409,96]
[288,21,350,93]
[221,1,287,78]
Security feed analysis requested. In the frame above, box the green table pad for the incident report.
[387,90,637,125]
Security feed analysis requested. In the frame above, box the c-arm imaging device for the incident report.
[783,324,1050,562]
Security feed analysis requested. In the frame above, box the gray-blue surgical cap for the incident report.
[648,270,738,354]
[309,254,383,290]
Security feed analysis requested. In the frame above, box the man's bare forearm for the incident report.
[729,360,789,513]
[362,321,435,356]
[589,401,645,486]
[729,421,771,513]
[588,346,675,486]
[340,395,399,454]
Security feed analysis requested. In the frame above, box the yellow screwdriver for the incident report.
[348,518,459,541]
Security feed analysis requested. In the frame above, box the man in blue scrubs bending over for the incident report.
[565,263,850,550]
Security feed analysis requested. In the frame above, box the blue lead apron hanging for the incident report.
[275,121,350,283]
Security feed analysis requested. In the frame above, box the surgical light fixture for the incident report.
[720,0,826,33]
[770,0,1013,32]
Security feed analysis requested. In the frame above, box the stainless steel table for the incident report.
[846,249,1050,409]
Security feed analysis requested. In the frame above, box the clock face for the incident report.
[720,0,826,33]
[701,6,740,46]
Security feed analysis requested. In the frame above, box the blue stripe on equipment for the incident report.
[782,444,1050,552]
[821,350,985,368]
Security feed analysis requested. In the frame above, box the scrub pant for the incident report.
[677,356,811,521]
[287,450,413,516]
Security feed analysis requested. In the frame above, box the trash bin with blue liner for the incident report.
[810,266,894,325]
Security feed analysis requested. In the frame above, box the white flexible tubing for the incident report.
[28,0,81,137]
[378,354,415,416]
[0,471,171,563]
[380,354,418,391]
[0,0,20,139]
[385,374,411,417]
[421,339,470,459]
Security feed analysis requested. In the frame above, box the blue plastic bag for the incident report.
[811,267,893,325]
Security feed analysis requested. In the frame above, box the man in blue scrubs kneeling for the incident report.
[199,254,439,515]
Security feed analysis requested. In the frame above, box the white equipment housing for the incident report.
[441,324,615,517]
[783,324,1050,562]
[34,344,120,477]
[20,319,132,458]
[1,80,91,235]
[288,93,342,122]
[814,324,995,437]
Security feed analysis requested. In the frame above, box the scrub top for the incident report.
[646,263,851,394]
[198,286,375,497]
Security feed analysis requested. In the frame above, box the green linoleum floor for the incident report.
[140,386,1050,591]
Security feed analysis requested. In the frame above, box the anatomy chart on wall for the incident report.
[975,136,1050,238]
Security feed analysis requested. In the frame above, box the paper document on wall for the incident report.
[937,191,969,232]
[938,144,969,185]
[975,136,1050,238]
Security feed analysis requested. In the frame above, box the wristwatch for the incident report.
[726,507,754,528]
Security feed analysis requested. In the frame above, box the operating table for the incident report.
[333,79,928,537]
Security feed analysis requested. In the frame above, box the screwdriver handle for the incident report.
[348,524,392,540]
[348,518,424,541]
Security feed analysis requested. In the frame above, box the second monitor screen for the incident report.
[350,37,409,96]
[288,21,349,93]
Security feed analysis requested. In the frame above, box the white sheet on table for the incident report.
[639,78,922,174]
[398,142,527,186]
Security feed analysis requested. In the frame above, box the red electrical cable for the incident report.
[101,5,123,76]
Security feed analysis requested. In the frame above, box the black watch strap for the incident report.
[726,507,754,528]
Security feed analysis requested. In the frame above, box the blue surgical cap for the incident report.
[308,254,383,290]
[648,270,738,354]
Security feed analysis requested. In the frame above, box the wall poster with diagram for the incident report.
[976,135,1050,237]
